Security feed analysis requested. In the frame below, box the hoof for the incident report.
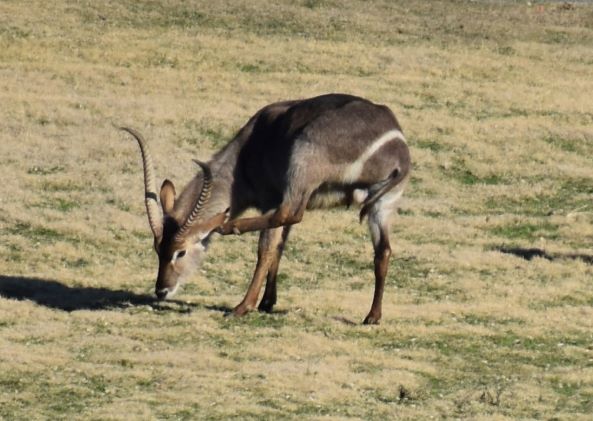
[258,300,275,313]
[218,222,241,235]
[231,304,252,317]
[363,313,381,325]
[217,224,231,235]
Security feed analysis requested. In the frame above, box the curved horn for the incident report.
[174,160,212,242]
[120,127,163,240]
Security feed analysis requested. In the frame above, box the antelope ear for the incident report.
[160,179,176,215]
[189,211,228,241]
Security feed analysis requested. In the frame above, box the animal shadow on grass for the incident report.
[497,247,593,264]
[0,275,196,313]
[209,304,290,317]
[207,304,235,315]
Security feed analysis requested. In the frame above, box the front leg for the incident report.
[218,212,278,235]
[258,225,292,313]
[218,201,306,236]
[232,227,285,316]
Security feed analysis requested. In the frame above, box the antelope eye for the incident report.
[172,249,186,261]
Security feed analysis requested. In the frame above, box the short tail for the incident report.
[359,166,410,223]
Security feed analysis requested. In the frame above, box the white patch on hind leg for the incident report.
[379,188,403,208]
[366,187,405,246]
[352,189,368,204]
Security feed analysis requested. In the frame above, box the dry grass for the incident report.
[1,0,593,419]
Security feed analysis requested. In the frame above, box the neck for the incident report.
[176,110,258,225]
[174,136,243,225]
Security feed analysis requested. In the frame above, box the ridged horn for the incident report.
[174,160,213,242]
[120,127,163,240]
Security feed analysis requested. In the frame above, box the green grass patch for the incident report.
[533,293,593,308]
[389,256,432,287]
[106,197,131,212]
[0,25,31,40]
[441,160,505,186]
[62,257,90,269]
[179,119,232,149]
[39,180,85,192]
[6,222,70,244]
[460,314,525,327]
[485,177,593,216]
[414,138,446,153]
[544,134,593,156]
[55,198,79,212]
[32,198,80,212]
[488,220,559,241]
[146,52,178,68]
[218,311,288,330]
[27,165,66,175]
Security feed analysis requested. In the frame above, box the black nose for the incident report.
[155,289,168,300]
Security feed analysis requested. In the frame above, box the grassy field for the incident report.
[1,0,593,419]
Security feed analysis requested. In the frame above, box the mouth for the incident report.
[155,289,169,300]
[155,283,179,301]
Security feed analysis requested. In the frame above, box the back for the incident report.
[232,93,407,213]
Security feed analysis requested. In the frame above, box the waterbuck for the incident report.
[122,93,411,324]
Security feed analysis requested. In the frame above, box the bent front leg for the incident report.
[218,193,310,235]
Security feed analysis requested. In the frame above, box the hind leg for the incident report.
[364,214,391,325]
[363,189,403,324]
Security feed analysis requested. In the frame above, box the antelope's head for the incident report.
[121,128,226,300]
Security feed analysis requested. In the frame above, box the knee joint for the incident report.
[271,206,302,227]
[375,246,391,261]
